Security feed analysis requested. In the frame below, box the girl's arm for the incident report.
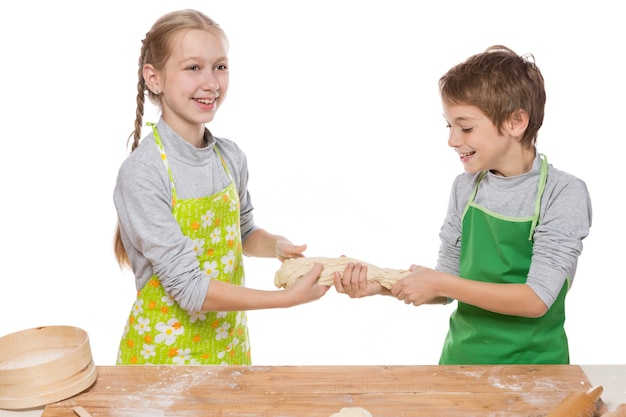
[242,228,307,261]
[202,262,330,311]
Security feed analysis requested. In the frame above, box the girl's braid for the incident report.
[128,37,149,152]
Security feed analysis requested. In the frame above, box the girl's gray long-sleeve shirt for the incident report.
[114,119,258,313]
[435,153,592,308]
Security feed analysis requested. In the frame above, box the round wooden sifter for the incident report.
[0,325,97,410]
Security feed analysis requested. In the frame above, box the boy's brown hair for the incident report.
[439,45,546,149]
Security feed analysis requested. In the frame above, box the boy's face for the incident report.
[443,101,525,177]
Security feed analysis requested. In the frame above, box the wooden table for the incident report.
[42,365,599,417]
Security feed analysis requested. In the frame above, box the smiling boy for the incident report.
[336,45,593,364]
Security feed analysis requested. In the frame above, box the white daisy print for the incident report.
[155,318,184,345]
[221,250,236,273]
[242,338,251,354]
[210,227,221,244]
[134,317,151,335]
[141,344,156,359]
[132,299,144,317]
[225,224,237,242]
[203,260,220,279]
[121,321,130,338]
[191,238,205,256]
[215,322,231,340]
[161,294,175,306]
[172,347,192,364]
[236,311,247,327]
[189,311,207,323]
[225,338,239,354]
[201,210,215,228]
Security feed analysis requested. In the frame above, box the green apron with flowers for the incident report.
[439,154,569,364]
[117,124,251,365]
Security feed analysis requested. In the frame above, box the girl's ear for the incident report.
[506,109,530,139]
[143,64,161,95]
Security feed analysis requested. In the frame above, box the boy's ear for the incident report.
[506,109,529,138]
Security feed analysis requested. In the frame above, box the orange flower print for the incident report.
[126,339,135,348]
[168,347,179,357]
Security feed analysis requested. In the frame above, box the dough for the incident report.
[329,407,373,417]
[274,256,410,289]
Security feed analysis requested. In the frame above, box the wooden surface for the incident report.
[42,365,598,417]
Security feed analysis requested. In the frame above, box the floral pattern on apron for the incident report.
[117,123,251,365]
[439,154,569,365]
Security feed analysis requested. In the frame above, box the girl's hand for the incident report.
[285,262,330,304]
[275,239,307,262]
[333,262,385,298]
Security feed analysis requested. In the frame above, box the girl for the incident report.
[113,9,329,365]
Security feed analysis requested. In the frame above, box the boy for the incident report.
[335,45,592,364]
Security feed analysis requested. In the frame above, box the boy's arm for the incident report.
[391,267,548,318]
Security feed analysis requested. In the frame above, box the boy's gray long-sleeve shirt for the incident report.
[435,153,592,308]
[114,119,259,313]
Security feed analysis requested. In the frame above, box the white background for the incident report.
[1,1,623,366]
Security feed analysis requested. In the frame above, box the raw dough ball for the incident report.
[329,407,373,417]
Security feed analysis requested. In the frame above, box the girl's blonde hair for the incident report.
[114,9,227,267]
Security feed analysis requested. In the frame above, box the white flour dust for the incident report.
[0,348,72,369]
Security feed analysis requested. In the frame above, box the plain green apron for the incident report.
[117,124,251,365]
[439,154,569,365]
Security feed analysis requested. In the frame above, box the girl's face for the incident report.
[443,101,522,177]
[158,29,229,143]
